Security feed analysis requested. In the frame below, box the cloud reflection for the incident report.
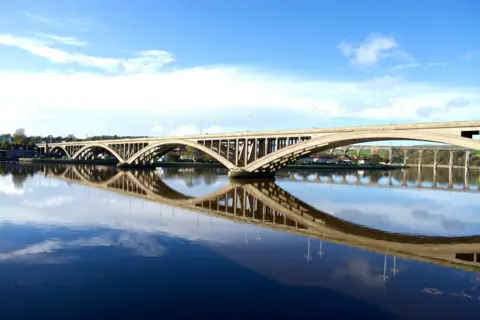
[0,232,167,264]
[331,259,385,289]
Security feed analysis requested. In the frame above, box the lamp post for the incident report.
[391,256,399,276]
[317,240,324,258]
[305,237,312,262]
[382,254,389,281]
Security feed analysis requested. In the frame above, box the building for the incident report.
[312,155,338,164]
[358,159,378,165]
[297,157,315,164]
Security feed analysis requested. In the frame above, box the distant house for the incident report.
[358,159,378,165]
[297,157,314,164]
[312,155,338,164]
[337,159,353,165]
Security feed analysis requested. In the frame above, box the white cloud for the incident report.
[0,34,174,73]
[389,63,421,71]
[0,32,479,136]
[171,124,200,136]
[339,34,407,66]
[23,12,63,28]
[35,115,61,120]
[389,62,446,71]
[0,66,479,136]
[357,76,402,91]
[463,50,477,60]
[35,33,88,46]
[204,124,222,134]
[151,125,165,133]
[23,12,95,32]
[426,62,447,67]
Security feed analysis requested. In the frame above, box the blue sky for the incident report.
[0,0,479,137]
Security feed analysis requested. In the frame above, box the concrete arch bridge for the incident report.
[40,164,480,272]
[37,120,480,178]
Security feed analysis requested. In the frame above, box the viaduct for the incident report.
[37,120,480,178]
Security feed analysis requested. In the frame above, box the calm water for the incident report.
[1,164,480,319]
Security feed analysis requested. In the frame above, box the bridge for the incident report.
[31,164,480,272]
[37,120,480,178]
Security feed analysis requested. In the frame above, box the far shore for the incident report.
[17,158,410,171]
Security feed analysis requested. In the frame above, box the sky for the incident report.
[0,0,479,138]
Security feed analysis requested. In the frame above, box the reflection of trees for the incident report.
[0,164,8,176]
[203,174,219,186]
[12,174,28,189]
[368,171,385,184]
[10,166,36,189]
[183,174,202,188]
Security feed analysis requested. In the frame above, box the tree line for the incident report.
[0,128,148,150]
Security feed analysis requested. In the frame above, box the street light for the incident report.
[381,254,389,281]
[305,237,312,262]
[391,256,399,276]
[317,240,324,257]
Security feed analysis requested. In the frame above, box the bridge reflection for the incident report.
[26,164,480,272]
[276,167,480,192]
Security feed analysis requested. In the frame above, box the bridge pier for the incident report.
[403,149,408,167]
[228,170,275,180]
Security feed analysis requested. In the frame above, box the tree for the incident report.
[203,153,217,163]
[166,152,180,162]
[183,146,196,160]
[66,134,76,141]
[13,128,27,145]
[0,140,10,150]
[367,154,384,164]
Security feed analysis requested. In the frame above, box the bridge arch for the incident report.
[470,152,480,167]
[244,131,480,173]
[71,143,125,162]
[376,148,390,161]
[126,139,236,170]
[345,147,360,156]
[50,146,70,158]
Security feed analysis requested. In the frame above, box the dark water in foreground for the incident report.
[0,164,480,319]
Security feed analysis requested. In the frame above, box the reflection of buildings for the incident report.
[23,164,480,273]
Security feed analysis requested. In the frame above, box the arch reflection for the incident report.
[17,164,480,273]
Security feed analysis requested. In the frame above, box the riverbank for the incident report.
[18,158,118,165]
[18,158,405,171]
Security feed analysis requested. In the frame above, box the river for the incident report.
[0,163,479,319]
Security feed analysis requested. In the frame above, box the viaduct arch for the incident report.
[244,131,480,173]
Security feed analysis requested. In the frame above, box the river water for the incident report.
[0,163,479,319]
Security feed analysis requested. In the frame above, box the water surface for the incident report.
[0,164,479,319]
